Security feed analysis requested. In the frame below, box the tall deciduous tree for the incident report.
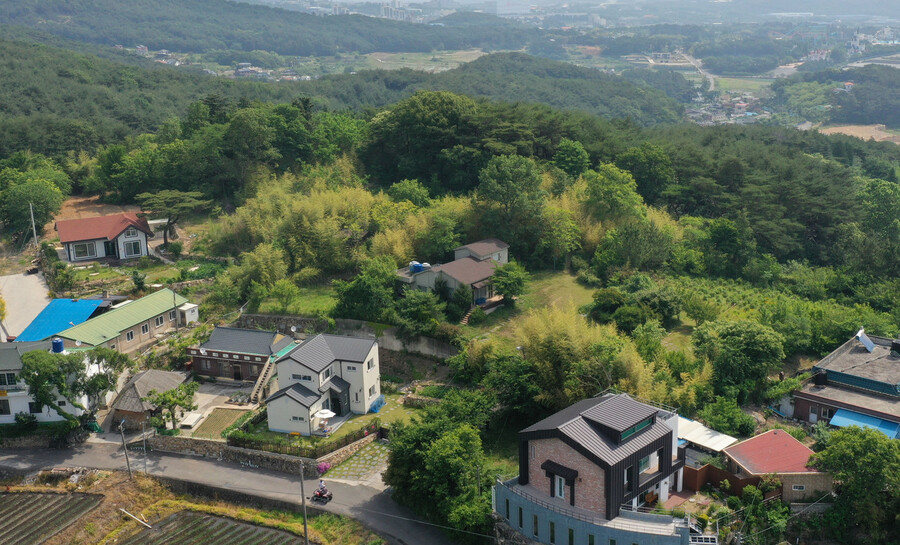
[491,260,529,305]
[553,138,590,178]
[0,179,64,242]
[144,382,199,430]
[137,190,211,248]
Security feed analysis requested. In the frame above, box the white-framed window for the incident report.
[169,310,177,321]
[554,475,565,499]
[792,484,806,491]
[367,359,375,370]
[0,373,16,386]
[292,374,312,381]
[141,323,149,335]
[243,355,250,360]
[123,240,142,257]
[323,368,332,379]
[72,242,97,259]
[232,354,239,359]
[347,365,357,371]
[369,385,376,397]
[124,227,138,238]
[821,408,833,419]
[155,316,164,327]
[292,416,306,422]
[255,357,262,362]
[126,331,134,342]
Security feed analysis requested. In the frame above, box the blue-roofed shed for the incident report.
[15,299,104,342]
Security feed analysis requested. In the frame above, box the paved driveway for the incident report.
[0,272,50,340]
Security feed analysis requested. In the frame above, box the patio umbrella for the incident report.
[314,409,336,419]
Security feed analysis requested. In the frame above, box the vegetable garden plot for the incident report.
[119,511,304,545]
[0,492,101,545]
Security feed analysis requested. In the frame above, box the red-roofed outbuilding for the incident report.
[723,429,832,501]
[55,213,153,262]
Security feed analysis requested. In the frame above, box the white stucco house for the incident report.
[0,340,115,424]
[266,334,381,435]
[55,212,154,262]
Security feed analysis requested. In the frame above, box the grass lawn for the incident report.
[191,408,248,439]
[259,284,337,316]
[483,421,520,480]
[247,394,420,445]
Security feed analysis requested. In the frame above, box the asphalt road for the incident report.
[0,443,459,545]
[0,272,50,339]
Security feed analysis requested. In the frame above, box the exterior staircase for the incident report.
[459,307,475,325]
[250,358,276,403]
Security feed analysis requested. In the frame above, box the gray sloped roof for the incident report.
[432,256,497,286]
[266,382,323,408]
[279,334,376,373]
[111,370,189,413]
[201,326,292,356]
[521,393,671,466]
[455,238,509,257]
[318,375,350,394]
[0,341,52,371]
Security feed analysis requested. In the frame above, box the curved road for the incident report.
[0,443,458,545]
[684,54,715,92]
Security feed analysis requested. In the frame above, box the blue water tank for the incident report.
[51,338,65,353]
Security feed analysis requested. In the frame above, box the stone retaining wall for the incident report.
[223,445,317,475]
[0,435,54,449]
[402,394,442,409]
[147,435,226,457]
[316,433,377,468]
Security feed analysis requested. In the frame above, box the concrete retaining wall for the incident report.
[790,502,832,514]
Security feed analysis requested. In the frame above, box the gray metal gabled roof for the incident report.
[318,375,350,394]
[266,382,323,408]
[201,327,292,356]
[278,334,376,373]
[0,341,52,371]
[521,393,671,466]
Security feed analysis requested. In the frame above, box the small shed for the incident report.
[110,370,189,430]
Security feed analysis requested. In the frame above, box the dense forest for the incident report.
[0,39,687,158]
[0,0,534,56]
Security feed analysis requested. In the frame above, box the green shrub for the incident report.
[167,241,184,259]
[467,307,487,325]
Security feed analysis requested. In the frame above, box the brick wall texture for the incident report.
[527,438,606,515]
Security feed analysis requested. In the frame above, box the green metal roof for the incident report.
[57,289,188,346]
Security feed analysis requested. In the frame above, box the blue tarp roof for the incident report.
[829,409,900,439]
[15,299,103,342]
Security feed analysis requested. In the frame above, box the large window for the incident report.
[0,373,16,386]
[292,374,312,381]
[638,455,650,473]
[72,242,97,259]
[621,418,652,441]
[123,240,142,257]
[0,400,9,415]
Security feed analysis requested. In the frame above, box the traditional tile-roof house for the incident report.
[56,289,197,355]
[397,238,509,304]
[792,329,900,439]
[15,299,106,342]
[188,327,294,382]
[55,212,154,262]
[110,370,190,430]
[722,429,831,502]
[493,392,695,545]
[266,334,380,436]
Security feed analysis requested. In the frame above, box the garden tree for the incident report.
[269,278,301,314]
[144,381,200,430]
[810,427,900,542]
[20,348,132,423]
[631,285,683,329]
[446,284,474,323]
[332,256,398,324]
[553,138,590,178]
[632,320,665,362]
[610,304,659,335]
[538,206,581,270]
[130,270,147,293]
[0,178,64,242]
[136,190,212,248]
[475,155,546,261]
[692,320,785,402]
[491,260,529,305]
[387,179,430,208]
[588,288,626,324]
[483,354,543,419]
[395,289,446,338]
[616,143,676,204]
[583,164,645,223]
[448,338,506,384]
[697,396,756,436]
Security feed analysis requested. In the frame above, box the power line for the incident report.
[742,492,833,541]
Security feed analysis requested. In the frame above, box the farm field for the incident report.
[119,511,302,545]
[0,492,100,545]
[819,124,900,143]
[190,408,248,439]
[715,76,774,95]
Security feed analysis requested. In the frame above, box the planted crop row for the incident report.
[0,493,100,545]
[119,511,303,545]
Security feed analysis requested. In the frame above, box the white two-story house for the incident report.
[266,334,380,435]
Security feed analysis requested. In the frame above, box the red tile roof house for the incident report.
[493,392,699,545]
[55,213,153,262]
[722,429,832,502]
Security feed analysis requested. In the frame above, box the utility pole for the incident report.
[29,202,38,249]
[119,419,133,479]
[142,420,148,474]
[299,463,310,545]
[172,290,179,332]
